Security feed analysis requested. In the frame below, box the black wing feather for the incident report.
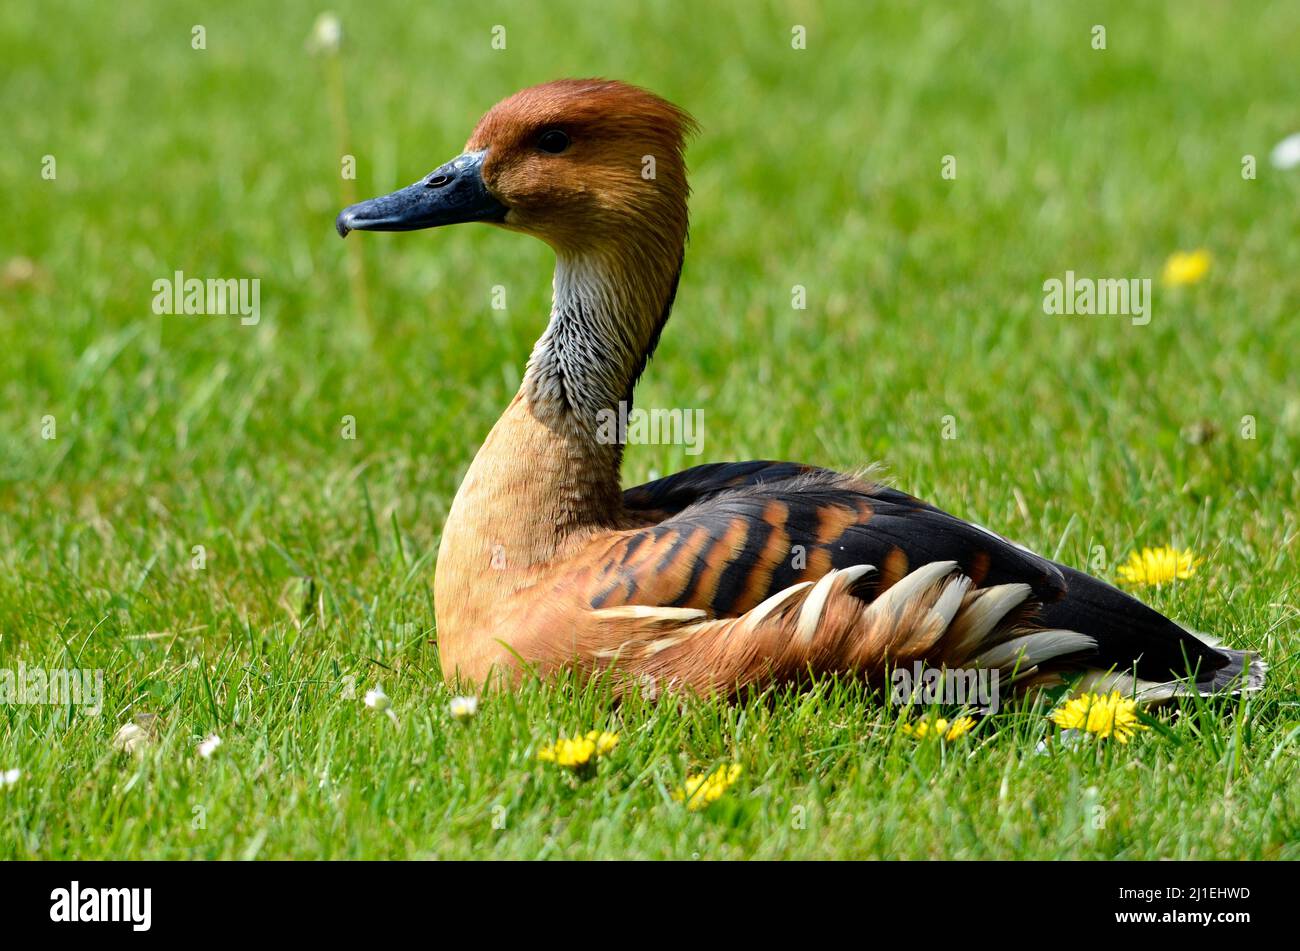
[624,461,1231,683]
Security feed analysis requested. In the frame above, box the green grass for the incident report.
[2,0,1298,859]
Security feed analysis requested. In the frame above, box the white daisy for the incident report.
[449,695,479,720]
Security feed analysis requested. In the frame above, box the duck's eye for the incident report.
[537,129,570,154]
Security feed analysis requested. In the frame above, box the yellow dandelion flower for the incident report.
[1049,691,1146,743]
[1162,249,1211,286]
[536,730,619,771]
[1116,546,1200,587]
[900,715,976,741]
[674,764,742,811]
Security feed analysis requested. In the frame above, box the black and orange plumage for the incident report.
[337,79,1265,700]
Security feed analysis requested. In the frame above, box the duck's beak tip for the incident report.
[332,150,506,240]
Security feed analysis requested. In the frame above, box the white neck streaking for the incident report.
[523,249,679,433]
[525,255,635,425]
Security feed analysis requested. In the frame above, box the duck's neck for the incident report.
[435,240,683,650]
[524,246,681,429]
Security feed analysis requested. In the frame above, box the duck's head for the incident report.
[336,79,696,256]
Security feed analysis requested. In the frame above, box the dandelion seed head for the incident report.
[112,721,152,756]
[307,12,343,54]
[1271,133,1300,170]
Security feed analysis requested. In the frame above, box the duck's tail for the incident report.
[1034,563,1266,700]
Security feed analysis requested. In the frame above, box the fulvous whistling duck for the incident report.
[337,79,1265,701]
